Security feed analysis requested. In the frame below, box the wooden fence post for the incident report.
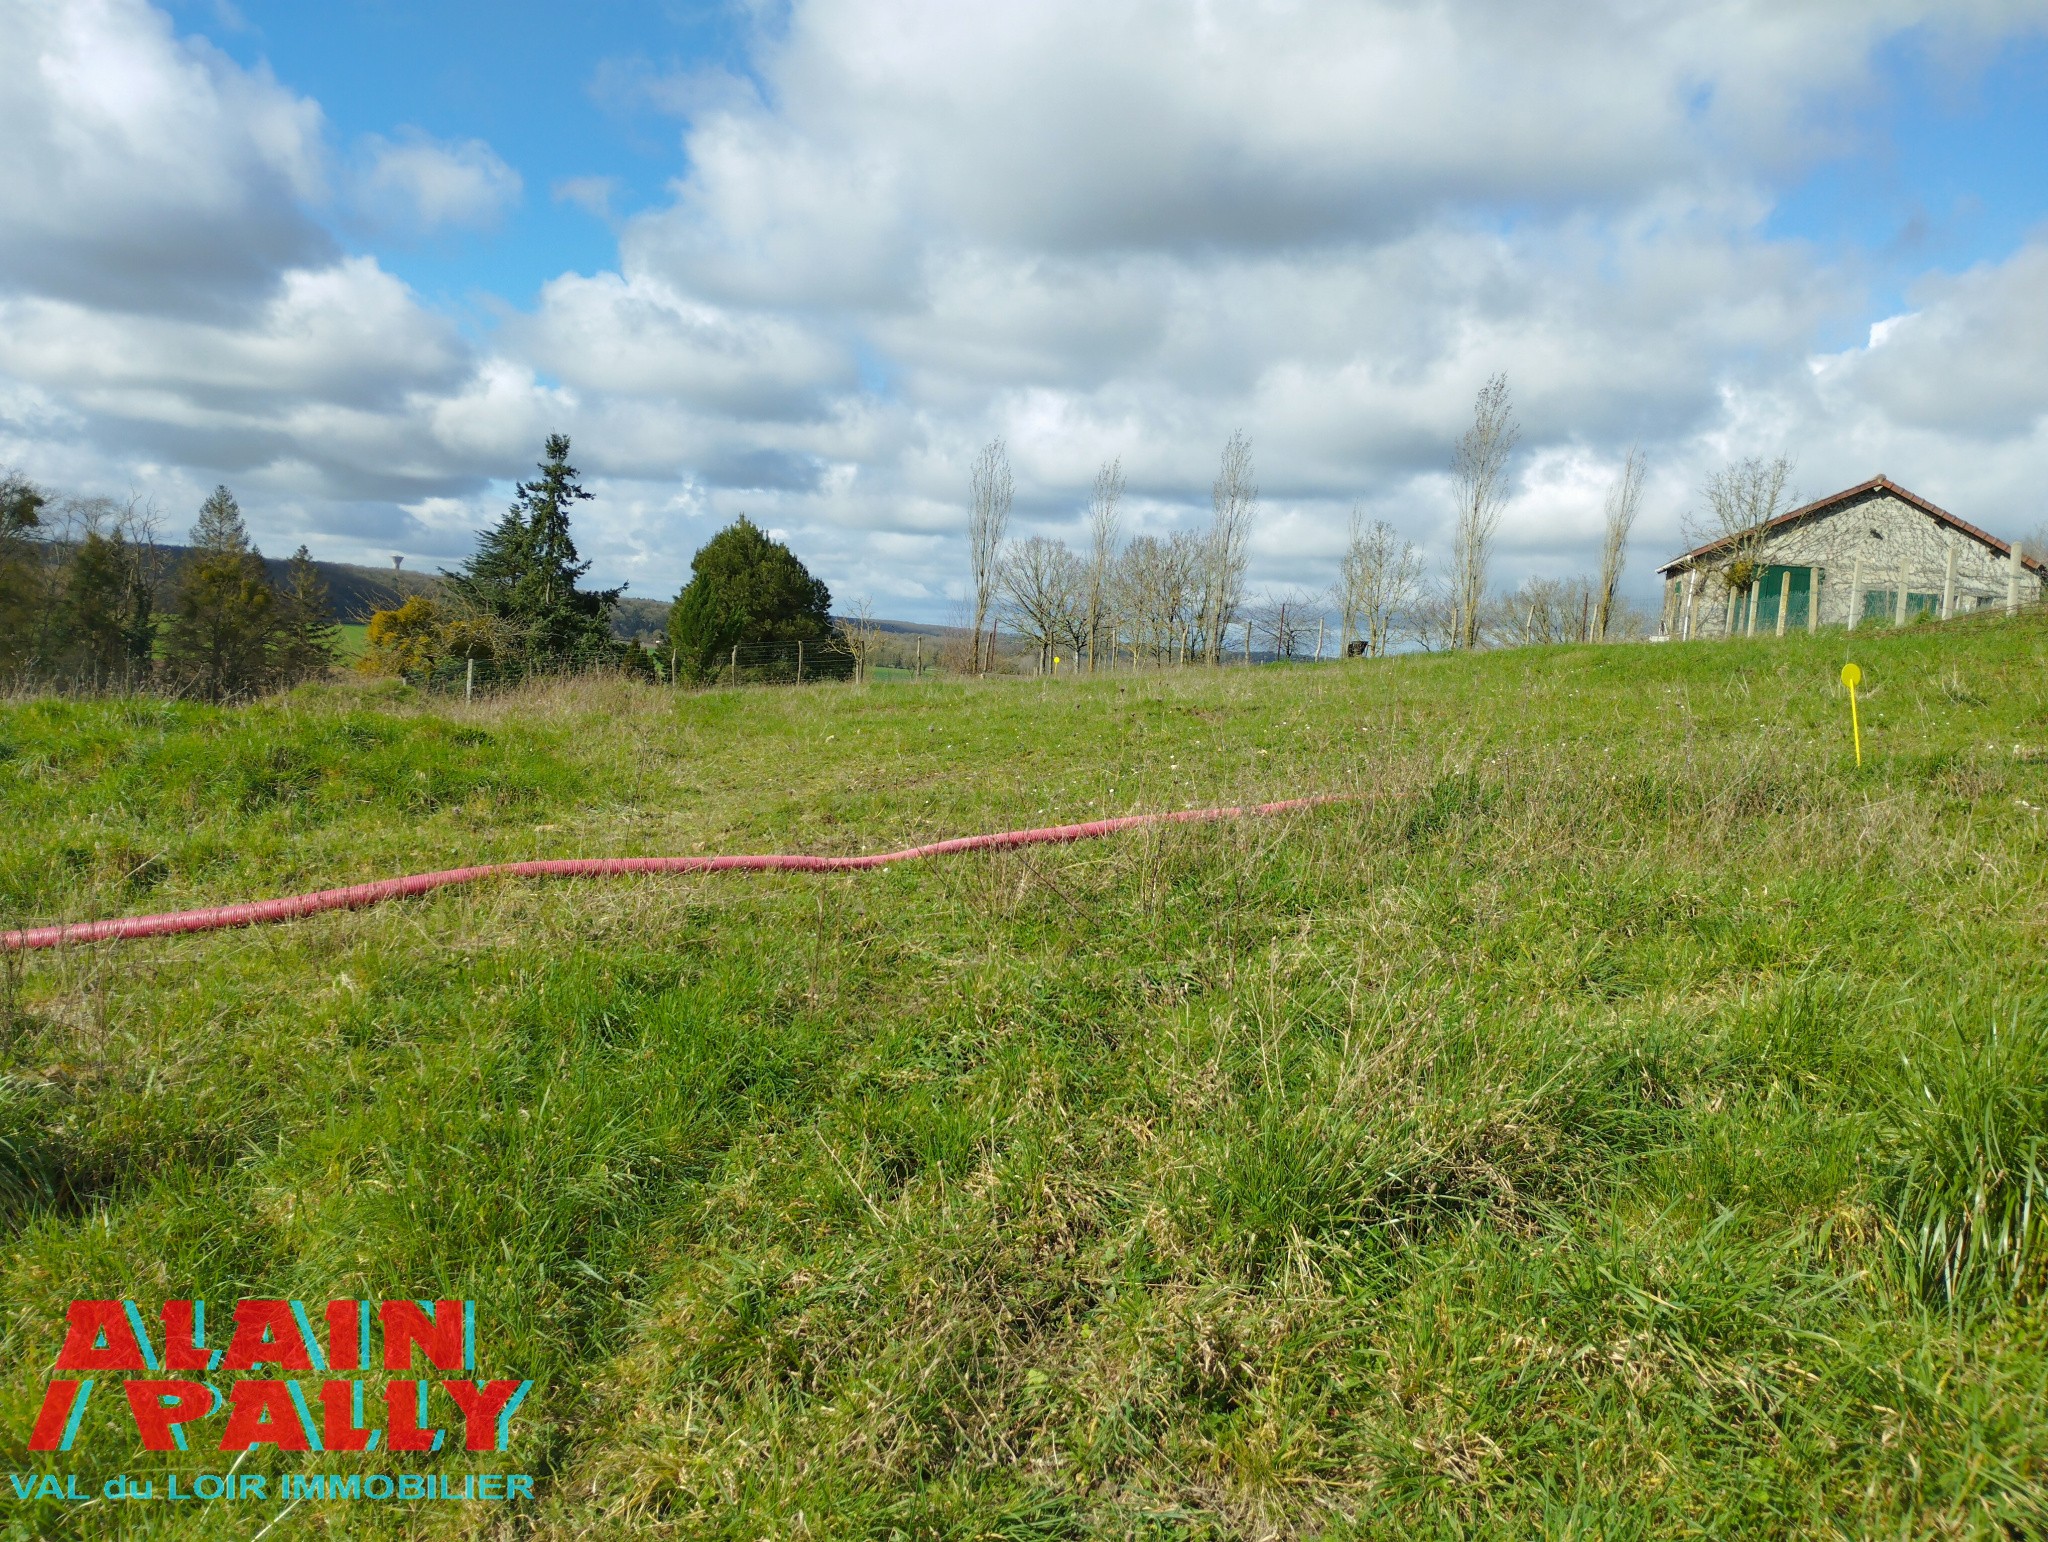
[797,639,804,684]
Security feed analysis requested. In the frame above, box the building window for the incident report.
[1861,589,1942,622]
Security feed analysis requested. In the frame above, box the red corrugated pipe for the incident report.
[4,797,1336,951]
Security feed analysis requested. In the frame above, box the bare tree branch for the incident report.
[1085,458,1123,674]
[1201,431,1255,665]
[1686,454,1794,602]
[1338,509,1424,658]
[1448,374,1519,650]
[1002,535,1086,673]
[1595,446,1645,642]
[967,438,1013,675]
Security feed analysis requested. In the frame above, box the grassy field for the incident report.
[2,613,2046,1539]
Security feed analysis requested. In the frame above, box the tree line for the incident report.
[0,474,335,699]
[357,435,844,688]
[967,376,1655,671]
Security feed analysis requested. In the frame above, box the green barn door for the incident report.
[1755,566,1810,632]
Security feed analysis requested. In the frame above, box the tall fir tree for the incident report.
[444,434,620,664]
[54,530,135,681]
[162,486,279,701]
[273,545,339,683]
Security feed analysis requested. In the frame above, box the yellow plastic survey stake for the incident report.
[1841,662,1863,767]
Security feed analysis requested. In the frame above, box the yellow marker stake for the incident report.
[1841,662,1863,766]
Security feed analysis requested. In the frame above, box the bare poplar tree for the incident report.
[1084,458,1124,673]
[1448,374,1519,650]
[1686,455,1793,611]
[967,438,1013,675]
[1201,431,1256,665]
[1339,509,1424,658]
[1594,446,1646,641]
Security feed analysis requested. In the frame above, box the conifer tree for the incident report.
[444,434,620,664]
[163,486,278,700]
[667,516,834,680]
[54,529,134,681]
[273,545,338,683]
[0,471,50,673]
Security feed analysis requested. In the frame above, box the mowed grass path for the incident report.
[2,616,2046,1539]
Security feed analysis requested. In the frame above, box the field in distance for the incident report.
[2,614,2045,1538]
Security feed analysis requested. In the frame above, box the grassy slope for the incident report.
[1,616,2046,1539]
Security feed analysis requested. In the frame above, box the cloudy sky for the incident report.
[3,0,2046,619]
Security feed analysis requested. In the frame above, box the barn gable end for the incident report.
[1656,476,2043,638]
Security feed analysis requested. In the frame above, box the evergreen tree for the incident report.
[667,516,834,679]
[162,486,278,701]
[273,545,338,683]
[54,530,135,682]
[444,434,620,664]
[0,472,50,673]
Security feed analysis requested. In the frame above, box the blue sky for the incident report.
[5,0,2048,618]
[1765,28,2048,327]
[176,0,757,306]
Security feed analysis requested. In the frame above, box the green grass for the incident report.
[333,621,369,662]
[2,615,2047,1538]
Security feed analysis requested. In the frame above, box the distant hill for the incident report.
[120,543,957,644]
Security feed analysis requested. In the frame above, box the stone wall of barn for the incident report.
[1661,488,2042,638]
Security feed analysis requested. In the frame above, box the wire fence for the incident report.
[708,638,858,686]
[403,637,863,699]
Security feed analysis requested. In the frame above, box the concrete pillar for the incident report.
[1942,538,1957,620]
[1808,567,1821,634]
[1775,569,1790,637]
[2011,541,2024,615]
[1745,577,1760,636]
[1684,570,1699,640]
[1895,555,1909,626]
[1724,587,1737,637]
[1847,556,1862,632]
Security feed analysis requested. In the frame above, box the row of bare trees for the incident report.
[963,375,1657,671]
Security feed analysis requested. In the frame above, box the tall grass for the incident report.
[0,612,2045,1537]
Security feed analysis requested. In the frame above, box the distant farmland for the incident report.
[3,613,2045,1537]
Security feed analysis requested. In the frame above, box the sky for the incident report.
[3,0,2047,622]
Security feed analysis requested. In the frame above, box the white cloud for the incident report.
[352,130,522,232]
[552,174,619,219]
[4,0,2048,605]
[0,0,329,315]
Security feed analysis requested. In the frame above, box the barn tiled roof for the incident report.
[1658,475,2047,577]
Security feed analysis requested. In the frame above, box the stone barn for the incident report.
[1658,476,2043,640]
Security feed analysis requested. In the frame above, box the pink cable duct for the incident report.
[4,797,1337,951]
